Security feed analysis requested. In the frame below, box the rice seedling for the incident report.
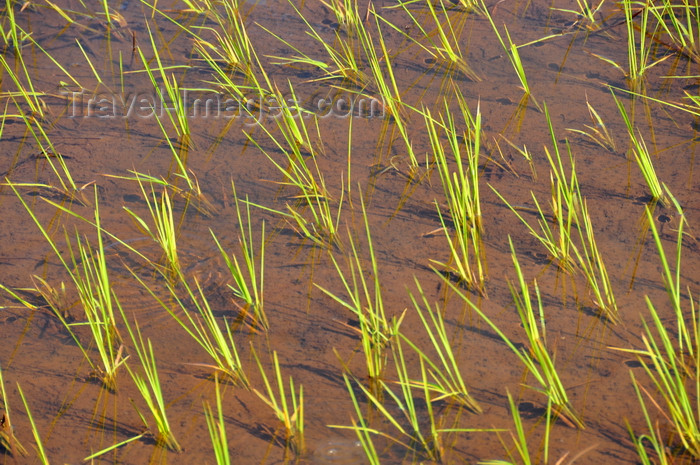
[625,371,673,465]
[0,365,27,457]
[336,374,381,465]
[390,0,480,81]
[481,391,551,465]
[566,97,616,152]
[191,0,254,78]
[122,180,182,283]
[612,90,665,203]
[212,181,267,331]
[440,238,585,429]
[316,194,398,380]
[129,266,250,387]
[622,0,666,83]
[648,0,700,64]
[137,21,192,147]
[570,197,619,323]
[83,434,146,462]
[492,104,580,274]
[16,384,50,465]
[481,1,531,94]
[7,183,127,390]
[261,0,370,87]
[617,294,699,459]
[120,311,181,452]
[614,193,698,459]
[332,354,496,463]
[424,96,486,292]
[320,0,367,34]
[245,101,343,248]
[552,0,608,30]
[400,277,482,413]
[251,347,305,455]
[204,374,231,465]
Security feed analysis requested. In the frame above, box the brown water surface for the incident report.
[1,1,699,464]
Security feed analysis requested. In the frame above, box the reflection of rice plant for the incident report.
[252,348,305,455]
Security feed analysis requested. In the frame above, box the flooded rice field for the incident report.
[0,0,699,463]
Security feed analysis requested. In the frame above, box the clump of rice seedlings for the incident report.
[16,384,50,465]
[612,90,665,203]
[442,238,585,429]
[332,359,496,463]
[570,197,619,323]
[191,0,255,79]
[251,348,305,455]
[566,97,616,152]
[123,181,182,283]
[246,96,343,248]
[320,0,367,34]
[552,0,608,30]
[204,375,231,465]
[424,97,485,293]
[614,194,699,460]
[400,278,482,413]
[8,184,127,390]
[316,194,398,380]
[481,1,531,94]
[262,0,370,87]
[129,267,250,387]
[137,22,192,147]
[121,312,181,452]
[389,0,481,81]
[648,0,700,64]
[0,365,28,457]
[212,181,267,331]
[622,0,666,83]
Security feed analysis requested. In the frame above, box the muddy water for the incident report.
[0,1,699,464]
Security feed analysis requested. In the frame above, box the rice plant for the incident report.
[246,98,343,248]
[16,384,50,465]
[424,97,485,292]
[212,181,267,331]
[251,348,305,455]
[123,181,182,283]
[481,0,531,94]
[401,278,482,413]
[121,312,181,452]
[204,374,231,465]
[315,194,397,380]
[129,267,250,387]
[0,365,27,457]
[614,194,698,459]
[612,90,665,203]
[648,0,700,64]
[8,184,126,390]
[566,98,616,152]
[390,0,480,81]
[441,238,585,429]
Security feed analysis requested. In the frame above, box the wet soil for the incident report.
[0,1,699,464]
